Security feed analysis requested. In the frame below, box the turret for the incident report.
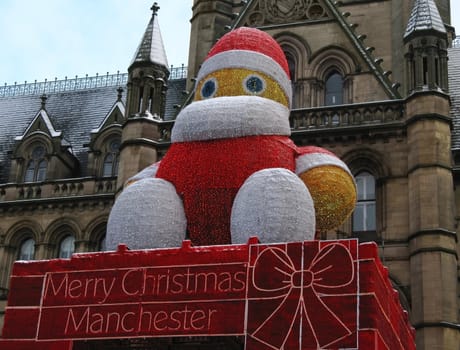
[404,0,448,93]
[403,1,458,348]
[125,2,169,118]
[117,2,170,190]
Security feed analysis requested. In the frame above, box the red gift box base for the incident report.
[0,240,415,349]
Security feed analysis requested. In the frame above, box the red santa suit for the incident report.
[106,27,356,250]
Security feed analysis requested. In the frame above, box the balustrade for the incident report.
[0,177,117,202]
[290,100,404,130]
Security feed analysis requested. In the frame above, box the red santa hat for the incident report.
[196,27,292,106]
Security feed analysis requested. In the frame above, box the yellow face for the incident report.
[195,68,289,107]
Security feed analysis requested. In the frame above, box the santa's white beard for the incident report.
[171,95,291,143]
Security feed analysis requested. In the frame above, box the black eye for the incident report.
[201,78,217,98]
[244,75,265,94]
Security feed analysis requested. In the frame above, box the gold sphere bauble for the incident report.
[299,165,357,230]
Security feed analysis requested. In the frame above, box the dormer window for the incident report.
[24,144,47,182]
[102,138,120,177]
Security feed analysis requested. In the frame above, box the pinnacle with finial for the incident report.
[151,2,160,16]
[40,93,47,109]
[117,87,124,101]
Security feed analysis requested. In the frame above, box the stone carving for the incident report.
[250,0,329,24]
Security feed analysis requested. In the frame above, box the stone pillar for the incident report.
[34,240,54,260]
[405,91,460,349]
[414,48,424,90]
[74,238,90,253]
[116,118,160,192]
[439,47,448,91]
[0,245,15,290]
[187,0,235,91]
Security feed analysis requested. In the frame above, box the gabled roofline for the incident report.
[91,101,125,134]
[322,0,401,99]
[15,109,61,141]
[230,0,401,100]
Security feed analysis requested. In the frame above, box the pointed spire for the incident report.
[404,0,446,40]
[129,2,169,70]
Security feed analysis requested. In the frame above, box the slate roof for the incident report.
[0,78,187,183]
[404,0,446,39]
[1,49,458,182]
[448,47,460,150]
[164,78,187,120]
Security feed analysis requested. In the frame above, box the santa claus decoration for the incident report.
[1,28,416,350]
[106,27,357,250]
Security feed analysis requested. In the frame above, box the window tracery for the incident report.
[310,47,356,107]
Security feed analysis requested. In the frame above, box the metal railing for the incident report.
[169,64,188,80]
[452,38,460,48]
[0,66,188,98]
[0,72,128,97]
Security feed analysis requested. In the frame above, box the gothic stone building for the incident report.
[1,0,460,349]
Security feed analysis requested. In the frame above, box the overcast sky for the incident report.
[0,0,459,86]
[0,0,192,85]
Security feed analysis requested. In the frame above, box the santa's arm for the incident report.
[295,146,357,231]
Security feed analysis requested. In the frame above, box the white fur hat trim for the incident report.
[172,95,291,142]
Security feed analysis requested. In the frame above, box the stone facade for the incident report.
[190,0,460,347]
[0,0,459,348]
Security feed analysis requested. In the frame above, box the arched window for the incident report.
[325,71,343,106]
[102,138,120,177]
[103,154,115,176]
[24,145,47,182]
[285,52,296,81]
[98,235,106,251]
[59,235,75,258]
[352,172,376,232]
[284,51,297,108]
[18,238,35,261]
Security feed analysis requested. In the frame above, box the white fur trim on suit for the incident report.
[171,95,291,142]
[296,152,352,176]
[197,50,292,106]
